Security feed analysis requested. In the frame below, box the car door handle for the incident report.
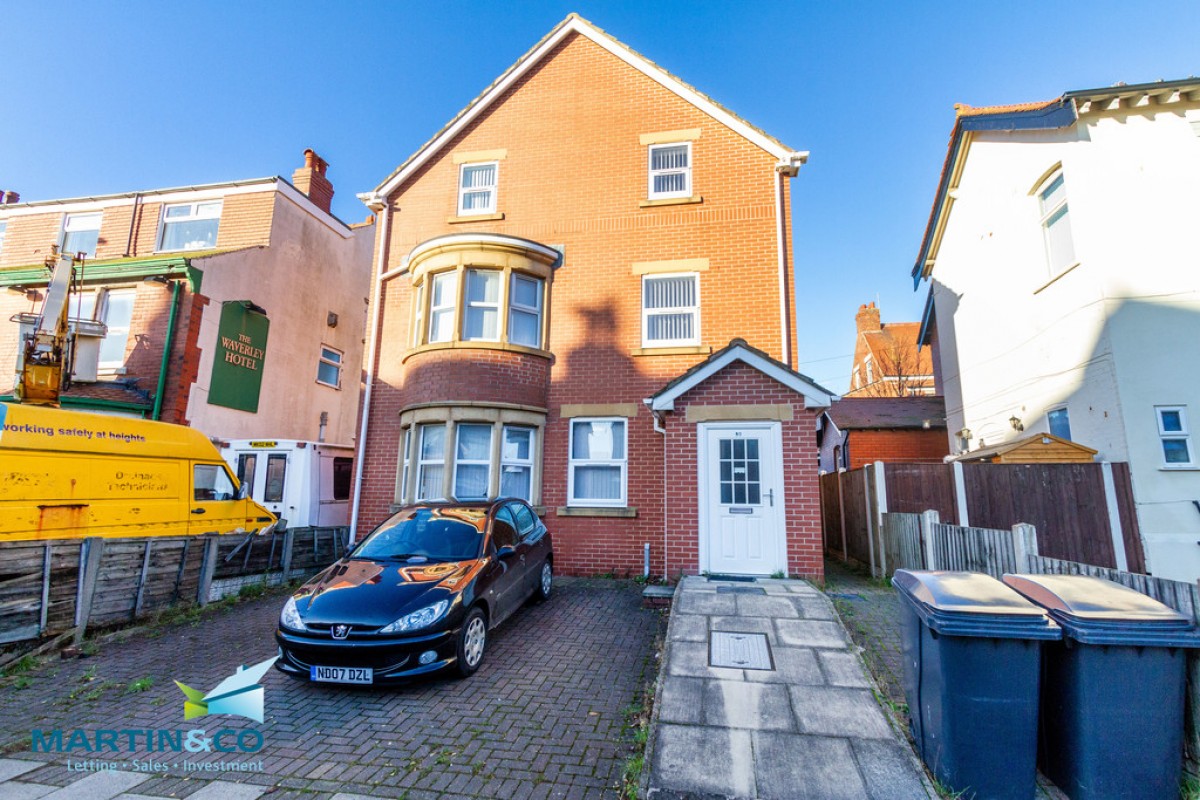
[191,508,206,515]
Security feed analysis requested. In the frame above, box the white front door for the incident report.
[700,423,786,576]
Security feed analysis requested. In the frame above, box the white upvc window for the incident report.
[463,269,501,341]
[1156,406,1193,467]
[159,201,222,252]
[61,212,102,257]
[411,283,425,347]
[399,428,412,501]
[648,142,691,199]
[458,162,498,215]
[75,288,135,368]
[1048,407,1072,441]
[568,418,627,507]
[317,345,342,388]
[427,271,458,343]
[642,272,699,347]
[454,423,493,499]
[0,221,8,256]
[508,273,543,348]
[1036,171,1076,276]
[501,425,535,502]
[416,423,447,500]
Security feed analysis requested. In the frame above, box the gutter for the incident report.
[348,203,392,543]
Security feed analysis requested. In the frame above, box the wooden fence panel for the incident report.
[841,469,871,566]
[882,513,924,573]
[931,523,1020,579]
[883,464,957,522]
[1109,463,1147,573]
[962,463,1116,567]
[820,473,843,554]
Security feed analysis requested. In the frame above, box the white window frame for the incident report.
[1036,170,1076,277]
[61,212,102,257]
[500,425,536,502]
[648,142,692,200]
[316,345,342,388]
[641,272,700,347]
[399,427,413,502]
[457,161,499,216]
[75,287,135,370]
[567,417,628,508]
[157,200,222,252]
[463,269,502,342]
[1156,406,1194,468]
[0,220,8,256]
[453,423,494,500]
[411,283,425,347]
[427,271,458,343]
[1047,406,1072,441]
[416,423,448,500]
[508,273,544,348]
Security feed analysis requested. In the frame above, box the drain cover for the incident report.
[716,586,766,595]
[710,631,774,670]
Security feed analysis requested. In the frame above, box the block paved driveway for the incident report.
[0,578,663,800]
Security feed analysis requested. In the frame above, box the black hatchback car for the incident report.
[275,498,553,685]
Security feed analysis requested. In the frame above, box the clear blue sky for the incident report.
[2,1,1197,390]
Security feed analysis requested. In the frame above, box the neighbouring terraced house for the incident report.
[351,14,834,579]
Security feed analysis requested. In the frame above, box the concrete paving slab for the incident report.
[775,619,849,649]
[752,731,869,800]
[658,676,705,725]
[39,771,147,800]
[665,641,745,680]
[651,724,755,798]
[703,681,793,731]
[784,583,822,596]
[330,795,382,800]
[735,595,800,618]
[851,738,932,800]
[675,592,737,616]
[667,613,709,642]
[795,599,836,620]
[818,650,872,688]
[709,615,777,643]
[0,783,55,800]
[742,646,823,686]
[187,781,266,800]
[0,763,40,784]
[787,686,894,740]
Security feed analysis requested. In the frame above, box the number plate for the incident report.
[310,665,373,684]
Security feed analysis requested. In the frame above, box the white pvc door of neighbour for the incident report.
[702,424,785,575]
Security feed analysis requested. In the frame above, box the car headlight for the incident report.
[378,599,450,634]
[280,597,305,631]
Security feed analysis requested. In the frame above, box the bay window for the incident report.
[568,418,627,507]
[501,426,535,501]
[428,272,458,343]
[508,274,543,347]
[454,424,494,499]
[416,424,447,500]
[464,269,501,341]
[412,267,545,350]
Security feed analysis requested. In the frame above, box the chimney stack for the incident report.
[291,149,334,214]
[855,301,881,334]
[1,190,20,205]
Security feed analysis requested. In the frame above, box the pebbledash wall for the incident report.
[353,16,831,579]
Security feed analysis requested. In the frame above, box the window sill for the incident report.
[402,340,553,363]
[1159,465,1199,472]
[556,506,638,518]
[631,345,711,357]
[447,212,505,224]
[1033,261,1081,294]
[315,380,341,390]
[639,196,702,208]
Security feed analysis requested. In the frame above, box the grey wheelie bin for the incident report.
[1003,574,1200,800]
[894,570,1061,800]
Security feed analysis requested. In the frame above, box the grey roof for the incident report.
[826,396,946,430]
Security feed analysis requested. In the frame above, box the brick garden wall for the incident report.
[846,429,949,470]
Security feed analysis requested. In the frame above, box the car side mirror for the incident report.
[236,482,250,501]
[496,545,516,558]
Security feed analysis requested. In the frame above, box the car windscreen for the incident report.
[351,508,484,562]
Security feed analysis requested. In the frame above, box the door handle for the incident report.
[191,508,206,515]
[765,489,774,507]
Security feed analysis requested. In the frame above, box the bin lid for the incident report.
[893,570,1061,640]
[1003,574,1200,647]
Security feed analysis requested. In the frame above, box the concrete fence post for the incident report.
[1100,462,1129,572]
[874,461,889,578]
[74,538,106,645]
[197,536,220,606]
[281,528,296,581]
[920,510,940,571]
[951,461,970,527]
[864,467,878,578]
[1012,522,1038,573]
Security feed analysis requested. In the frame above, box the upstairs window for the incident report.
[642,273,699,347]
[1036,170,1076,276]
[159,201,221,252]
[1156,406,1193,467]
[464,269,501,341]
[414,267,546,351]
[317,346,342,388]
[0,221,7,256]
[62,212,101,257]
[508,274,543,348]
[75,288,135,368]
[648,143,691,199]
[428,272,458,343]
[458,162,498,216]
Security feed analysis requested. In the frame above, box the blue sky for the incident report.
[2,1,1197,390]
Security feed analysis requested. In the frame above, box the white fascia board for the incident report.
[650,346,833,412]
[0,179,278,219]
[372,17,794,201]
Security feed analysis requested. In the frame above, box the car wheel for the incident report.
[535,560,552,602]
[454,606,488,678]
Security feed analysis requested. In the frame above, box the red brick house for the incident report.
[817,396,949,472]
[844,302,936,397]
[0,152,373,448]
[351,15,833,579]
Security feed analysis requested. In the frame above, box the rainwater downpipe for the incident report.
[348,204,392,544]
[648,404,668,582]
[773,168,791,367]
[151,278,181,420]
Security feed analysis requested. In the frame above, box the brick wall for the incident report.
[357,30,811,578]
[845,428,949,470]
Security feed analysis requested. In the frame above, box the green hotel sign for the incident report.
[208,301,269,413]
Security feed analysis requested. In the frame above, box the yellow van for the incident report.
[0,403,275,542]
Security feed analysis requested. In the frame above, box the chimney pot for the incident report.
[855,301,882,334]
[1,190,20,205]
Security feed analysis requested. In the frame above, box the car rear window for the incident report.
[353,507,485,562]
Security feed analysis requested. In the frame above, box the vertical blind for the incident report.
[644,274,697,343]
